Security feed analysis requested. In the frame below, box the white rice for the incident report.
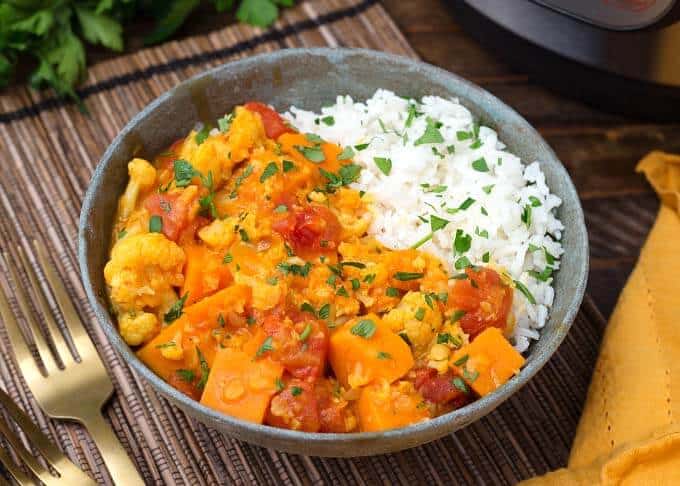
[284,90,564,352]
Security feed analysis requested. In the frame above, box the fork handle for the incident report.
[81,412,145,486]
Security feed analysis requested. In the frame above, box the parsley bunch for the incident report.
[0,0,294,101]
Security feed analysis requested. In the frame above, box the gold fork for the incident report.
[0,240,144,486]
[0,387,95,485]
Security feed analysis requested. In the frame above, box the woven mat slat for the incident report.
[0,0,607,484]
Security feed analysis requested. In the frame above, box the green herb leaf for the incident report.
[223,253,233,264]
[275,377,285,392]
[321,116,335,126]
[453,354,469,367]
[529,267,553,282]
[255,336,274,357]
[173,159,198,187]
[318,303,331,320]
[521,204,532,228]
[472,158,489,172]
[544,247,556,265]
[290,386,303,396]
[354,143,369,151]
[350,319,377,339]
[336,287,349,297]
[149,215,163,233]
[337,146,355,160]
[363,274,376,284]
[454,256,472,270]
[414,117,444,145]
[274,204,288,213]
[482,251,490,263]
[514,280,536,304]
[373,157,392,176]
[75,7,123,51]
[236,0,280,27]
[414,307,426,321]
[386,287,400,297]
[176,369,195,383]
[300,302,316,315]
[482,184,494,194]
[456,131,472,141]
[454,229,472,254]
[218,113,234,132]
[430,215,450,232]
[259,162,278,182]
[393,272,424,281]
[297,145,325,163]
[195,125,211,145]
[529,196,542,207]
[299,323,313,341]
[239,228,250,242]
[305,133,323,143]
[377,351,392,360]
[283,160,295,172]
[196,347,210,389]
[164,293,188,323]
[452,377,468,393]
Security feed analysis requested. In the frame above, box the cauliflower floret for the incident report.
[226,107,266,162]
[118,158,157,220]
[119,312,158,346]
[198,218,237,249]
[382,291,443,357]
[104,233,185,313]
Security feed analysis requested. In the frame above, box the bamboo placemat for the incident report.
[0,0,607,484]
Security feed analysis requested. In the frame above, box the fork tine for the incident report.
[0,278,44,385]
[3,252,59,375]
[32,240,96,358]
[0,407,51,485]
[0,388,95,485]
[16,245,74,366]
[0,443,33,486]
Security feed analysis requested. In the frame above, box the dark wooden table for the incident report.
[48,0,680,318]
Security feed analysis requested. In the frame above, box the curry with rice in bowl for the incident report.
[104,100,530,433]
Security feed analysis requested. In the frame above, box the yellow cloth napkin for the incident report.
[521,151,680,486]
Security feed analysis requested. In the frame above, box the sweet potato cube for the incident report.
[181,244,232,305]
[200,347,283,424]
[356,381,429,432]
[449,327,525,397]
[137,285,250,382]
[329,314,413,389]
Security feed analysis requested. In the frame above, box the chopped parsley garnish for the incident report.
[196,348,210,389]
[528,243,541,252]
[450,273,468,280]
[385,287,400,297]
[336,287,349,297]
[394,272,424,281]
[176,369,195,383]
[223,253,233,264]
[195,125,210,145]
[463,368,480,383]
[414,117,444,145]
[300,302,316,315]
[456,131,472,141]
[321,116,335,126]
[297,145,325,163]
[351,279,360,290]
[521,204,532,228]
[259,162,279,182]
[405,104,421,128]
[230,165,253,198]
[452,377,468,393]
[199,192,218,219]
[529,196,542,207]
[290,386,303,396]
[277,261,312,277]
[155,341,176,349]
[354,143,369,151]
[275,377,285,392]
[164,293,188,323]
[173,159,198,187]
[454,256,472,270]
[341,261,366,269]
[422,183,447,194]
[255,336,274,357]
[319,164,361,193]
[453,354,469,367]
[482,184,495,194]
[350,319,377,339]
[377,351,392,360]
[544,247,556,265]
[373,157,392,176]
[447,145,456,154]
[267,277,278,285]
[514,280,536,304]
[482,252,490,263]
[337,146,355,160]
[475,227,489,238]
[305,133,323,143]
[363,274,376,284]
[447,198,476,214]
[412,214,450,249]
[414,307,426,321]
[299,323,313,341]
[318,303,331,320]
[469,139,483,149]
[274,204,288,213]
[450,309,466,323]
[282,160,295,172]
[529,267,553,282]
[437,333,452,344]
[217,113,233,133]
[472,158,489,172]
[246,316,256,326]
[217,314,226,327]
[239,228,250,242]
[149,215,163,233]
[453,229,472,254]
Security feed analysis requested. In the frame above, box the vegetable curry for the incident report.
[105,102,525,433]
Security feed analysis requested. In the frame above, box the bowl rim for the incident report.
[78,47,589,449]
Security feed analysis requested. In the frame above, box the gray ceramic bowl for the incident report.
[79,48,588,457]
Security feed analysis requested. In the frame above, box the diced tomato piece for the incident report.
[449,267,513,339]
[266,379,320,432]
[414,368,471,408]
[261,311,328,380]
[178,216,210,245]
[144,192,192,241]
[244,101,294,139]
[272,204,341,257]
[314,379,356,433]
